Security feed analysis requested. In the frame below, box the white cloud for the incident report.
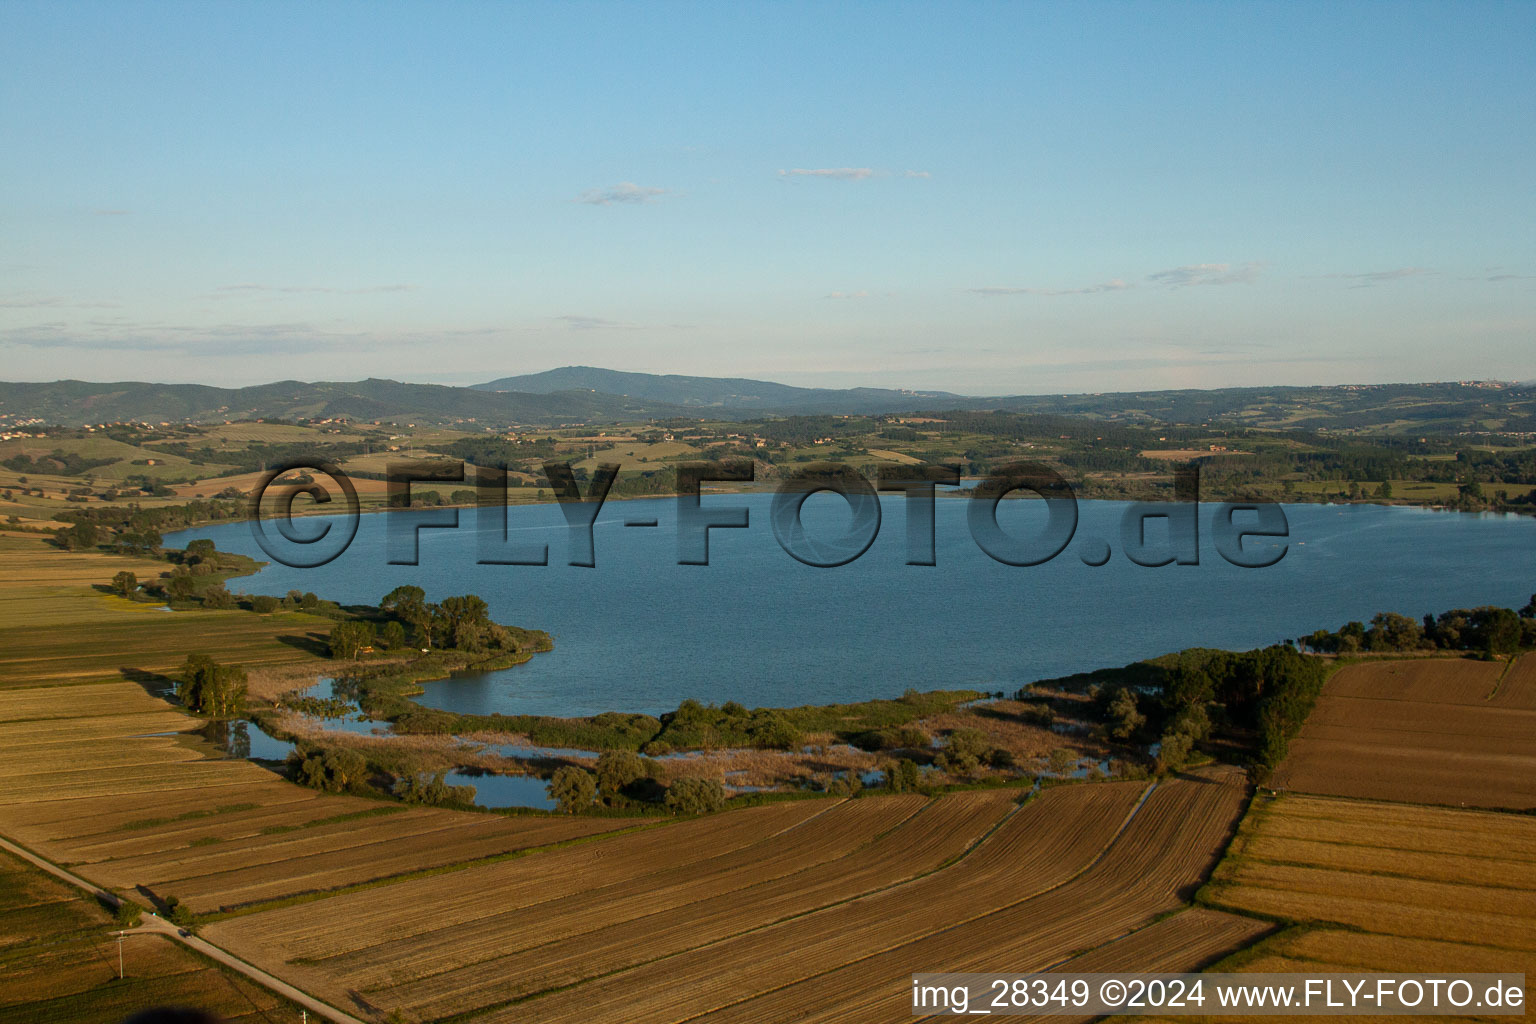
[1324,267,1433,287]
[554,315,639,330]
[575,182,669,205]
[968,279,1131,297]
[1147,262,1264,287]
[214,283,416,296]
[777,167,875,181]
[824,290,873,300]
[903,170,931,178]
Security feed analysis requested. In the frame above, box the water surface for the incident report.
[172,496,1536,718]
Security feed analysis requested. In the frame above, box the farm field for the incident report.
[1157,792,1536,1022]
[1269,656,1536,809]
[0,526,1379,1023]
[196,769,1255,1024]
[0,850,300,1023]
[0,682,640,916]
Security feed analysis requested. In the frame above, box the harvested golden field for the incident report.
[1136,791,1536,1024]
[489,770,1247,1024]
[1006,909,1273,1024]
[1270,657,1536,809]
[0,681,640,918]
[1493,651,1536,707]
[209,770,1250,1024]
[1325,657,1504,705]
[1211,794,1536,951]
[0,530,1264,1022]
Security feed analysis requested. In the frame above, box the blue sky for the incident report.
[2,1,1533,394]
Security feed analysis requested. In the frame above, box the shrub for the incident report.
[201,584,234,610]
[827,769,864,797]
[290,746,368,792]
[250,594,280,613]
[883,758,922,793]
[1106,687,1145,740]
[935,727,990,775]
[1017,701,1055,727]
[1048,747,1080,775]
[393,770,475,806]
[664,776,726,815]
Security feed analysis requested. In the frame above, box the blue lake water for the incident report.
[170,495,1536,719]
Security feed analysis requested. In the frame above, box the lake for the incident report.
[170,495,1536,719]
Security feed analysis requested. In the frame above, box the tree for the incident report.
[165,572,196,601]
[438,594,491,649]
[291,746,368,792]
[110,570,138,598]
[1468,606,1522,657]
[381,585,431,644]
[201,583,234,609]
[883,758,921,793]
[114,529,160,556]
[1169,701,1212,742]
[328,620,375,659]
[393,770,475,806]
[163,896,197,932]
[175,655,247,716]
[54,522,98,550]
[594,750,647,800]
[250,594,280,613]
[1366,611,1425,652]
[379,620,408,649]
[1106,688,1145,740]
[184,538,216,563]
[664,776,726,815]
[1156,730,1193,773]
[548,766,596,813]
[1520,595,1536,620]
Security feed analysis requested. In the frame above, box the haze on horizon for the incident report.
[2,1,1533,396]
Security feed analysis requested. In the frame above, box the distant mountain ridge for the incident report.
[0,378,692,427]
[0,371,1532,434]
[474,365,960,412]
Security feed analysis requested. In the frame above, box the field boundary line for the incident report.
[201,816,675,920]
[469,783,1159,1024]
[1487,652,1527,700]
[433,791,1034,1023]
[362,796,940,986]
[656,781,1160,1024]
[1201,877,1536,953]
[0,830,365,1024]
